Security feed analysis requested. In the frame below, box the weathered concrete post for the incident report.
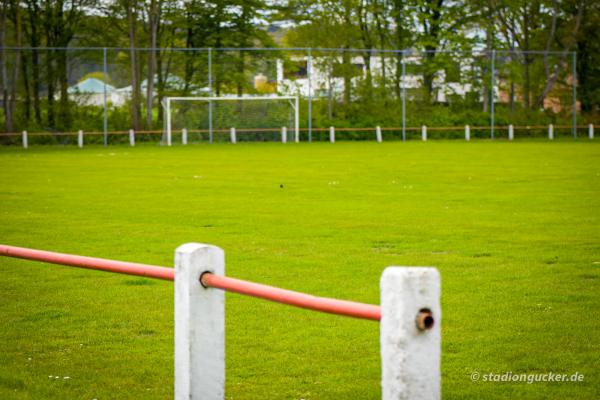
[175,243,225,400]
[380,267,441,400]
[230,127,237,144]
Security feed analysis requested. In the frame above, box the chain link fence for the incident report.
[0,47,581,145]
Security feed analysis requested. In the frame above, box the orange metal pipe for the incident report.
[0,244,381,321]
[0,244,174,281]
[201,272,381,321]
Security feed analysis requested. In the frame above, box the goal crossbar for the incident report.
[162,96,300,145]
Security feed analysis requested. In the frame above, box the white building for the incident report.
[67,78,126,106]
[274,55,479,103]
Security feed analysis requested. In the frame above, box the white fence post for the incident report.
[376,126,382,143]
[22,131,28,149]
[182,128,188,145]
[589,124,594,139]
[508,125,514,141]
[281,126,287,143]
[381,267,441,400]
[230,127,237,144]
[166,98,172,146]
[329,126,335,143]
[78,130,83,148]
[548,124,554,140]
[175,243,225,400]
[465,125,470,142]
[129,129,135,147]
[422,125,427,141]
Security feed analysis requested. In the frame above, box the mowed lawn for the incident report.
[0,141,599,400]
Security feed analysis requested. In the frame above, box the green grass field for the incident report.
[1,141,599,399]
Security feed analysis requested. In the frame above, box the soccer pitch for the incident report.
[0,141,599,399]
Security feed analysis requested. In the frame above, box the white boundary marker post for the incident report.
[129,129,135,147]
[294,97,300,143]
[508,125,514,141]
[329,126,335,143]
[175,243,225,400]
[422,125,427,141]
[78,130,83,148]
[281,127,287,143]
[465,125,470,142]
[182,128,188,145]
[22,131,28,149]
[380,267,441,400]
[230,127,237,144]
[589,124,594,139]
[548,124,554,140]
[166,98,172,146]
[376,126,382,143]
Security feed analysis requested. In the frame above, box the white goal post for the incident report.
[162,96,300,145]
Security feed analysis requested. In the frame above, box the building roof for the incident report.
[68,78,116,94]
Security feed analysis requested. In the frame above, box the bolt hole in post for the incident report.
[416,308,434,331]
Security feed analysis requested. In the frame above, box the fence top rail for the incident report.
[0,244,174,281]
[166,96,298,101]
[0,244,381,321]
[2,125,595,138]
[201,272,381,321]
[0,46,576,56]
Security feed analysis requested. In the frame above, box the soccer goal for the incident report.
[162,96,299,145]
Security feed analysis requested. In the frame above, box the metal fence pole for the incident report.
[307,48,312,143]
[402,51,406,142]
[572,51,577,138]
[490,49,495,140]
[103,47,108,146]
[208,48,213,144]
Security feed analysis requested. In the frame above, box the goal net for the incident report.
[162,96,299,145]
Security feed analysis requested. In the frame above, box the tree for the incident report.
[0,0,21,133]
[577,1,600,114]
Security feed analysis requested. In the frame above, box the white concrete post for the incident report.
[182,128,188,145]
[22,131,28,149]
[589,124,594,139]
[421,125,427,141]
[329,126,335,143]
[175,243,225,400]
[508,125,514,141]
[381,267,441,400]
[230,127,237,144]
[78,130,83,148]
[166,98,172,146]
[281,126,287,143]
[548,124,554,140]
[294,97,300,143]
[376,126,382,143]
[129,129,135,147]
[465,125,470,142]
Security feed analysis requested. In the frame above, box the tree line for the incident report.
[0,0,598,134]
